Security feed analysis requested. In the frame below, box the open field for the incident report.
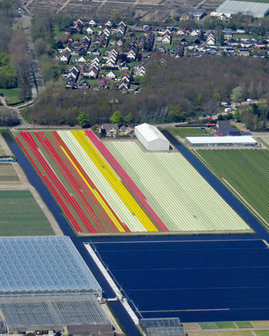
[106,141,250,233]
[184,321,269,336]
[0,89,23,106]
[0,190,54,236]
[165,127,211,138]
[196,149,269,228]
[0,164,20,183]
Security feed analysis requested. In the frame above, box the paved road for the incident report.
[19,13,45,97]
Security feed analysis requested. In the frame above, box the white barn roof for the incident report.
[135,123,168,143]
[216,0,269,17]
[186,136,257,145]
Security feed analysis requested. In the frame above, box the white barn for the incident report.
[135,123,169,151]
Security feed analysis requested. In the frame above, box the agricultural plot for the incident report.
[0,190,53,236]
[0,164,20,183]
[93,239,269,322]
[166,127,211,138]
[106,141,250,233]
[16,130,169,234]
[196,150,269,228]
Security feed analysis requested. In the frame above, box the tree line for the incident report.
[0,0,32,101]
[22,55,269,130]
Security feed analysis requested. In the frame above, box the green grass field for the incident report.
[166,127,211,138]
[196,149,269,228]
[0,163,20,183]
[0,190,54,236]
[0,88,23,105]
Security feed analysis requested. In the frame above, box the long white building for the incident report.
[186,135,257,147]
[135,123,170,151]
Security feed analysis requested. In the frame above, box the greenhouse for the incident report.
[0,237,109,332]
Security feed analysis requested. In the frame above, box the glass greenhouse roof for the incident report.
[0,237,101,294]
[0,294,109,331]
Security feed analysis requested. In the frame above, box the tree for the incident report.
[231,86,242,104]
[110,110,123,124]
[0,107,20,126]
[124,112,133,124]
[233,109,241,121]
[77,112,90,128]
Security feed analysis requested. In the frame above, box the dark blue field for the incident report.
[93,239,269,322]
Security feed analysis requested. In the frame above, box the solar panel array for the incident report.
[0,294,109,331]
[0,237,101,295]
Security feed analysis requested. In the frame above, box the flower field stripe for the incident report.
[38,131,104,233]
[35,132,98,233]
[60,145,126,233]
[53,131,124,233]
[51,132,120,233]
[85,130,169,232]
[20,131,84,233]
[58,131,146,232]
[16,135,83,233]
[19,132,88,233]
[72,131,158,232]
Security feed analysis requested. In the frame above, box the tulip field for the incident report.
[106,141,251,233]
[16,130,251,234]
[16,130,169,234]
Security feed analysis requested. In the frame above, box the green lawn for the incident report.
[166,127,211,138]
[196,149,269,228]
[0,190,54,236]
[0,88,23,105]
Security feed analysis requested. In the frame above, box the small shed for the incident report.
[135,123,169,151]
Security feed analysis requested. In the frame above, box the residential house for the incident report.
[206,32,216,45]
[86,26,94,35]
[216,120,241,136]
[89,19,97,27]
[106,71,116,79]
[101,123,118,136]
[126,49,136,61]
[105,20,112,28]
[118,125,134,135]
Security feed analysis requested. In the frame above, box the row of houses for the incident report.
[55,19,269,91]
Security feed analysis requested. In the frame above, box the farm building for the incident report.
[135,123,169,151]
[186,136,257,147]
[215,0,269,17]
[0,236,110,333]
[216,120,241,136]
